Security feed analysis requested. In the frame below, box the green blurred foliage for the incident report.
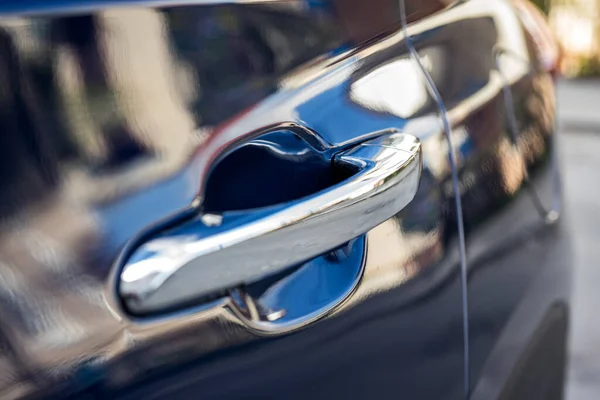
[576,57,600,77]
[530,0,550,14]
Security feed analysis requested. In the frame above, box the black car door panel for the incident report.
[0,2,469,399]
[402,0,569,397]
[0,1,570,399]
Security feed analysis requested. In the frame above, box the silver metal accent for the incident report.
[228,287,287,323]
[119,133,422,315]
[200,214,223,227]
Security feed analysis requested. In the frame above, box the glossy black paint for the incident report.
[0,1,569,399]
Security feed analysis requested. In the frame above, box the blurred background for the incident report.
[532,0,600,399]
[534,0,600,75]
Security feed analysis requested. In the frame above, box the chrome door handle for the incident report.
[118,132,422,315]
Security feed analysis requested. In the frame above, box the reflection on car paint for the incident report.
[0,0,569,399]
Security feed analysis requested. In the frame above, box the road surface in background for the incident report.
[558,79,600,400]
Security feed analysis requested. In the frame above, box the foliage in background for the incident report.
[574,57,600,77]
[526,0,600,77]
[530,0,550,14]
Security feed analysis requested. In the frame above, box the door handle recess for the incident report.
[119,132,422,316]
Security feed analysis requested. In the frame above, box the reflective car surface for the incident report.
[0,0,570,399]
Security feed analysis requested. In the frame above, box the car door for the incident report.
[0,1,470,399]
[401,0,570,398]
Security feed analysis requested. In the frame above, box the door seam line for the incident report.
[398,1,471,397]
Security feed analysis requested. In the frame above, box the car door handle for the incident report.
[118,132,422,316]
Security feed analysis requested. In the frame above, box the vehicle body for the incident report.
[0,0,570,399]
